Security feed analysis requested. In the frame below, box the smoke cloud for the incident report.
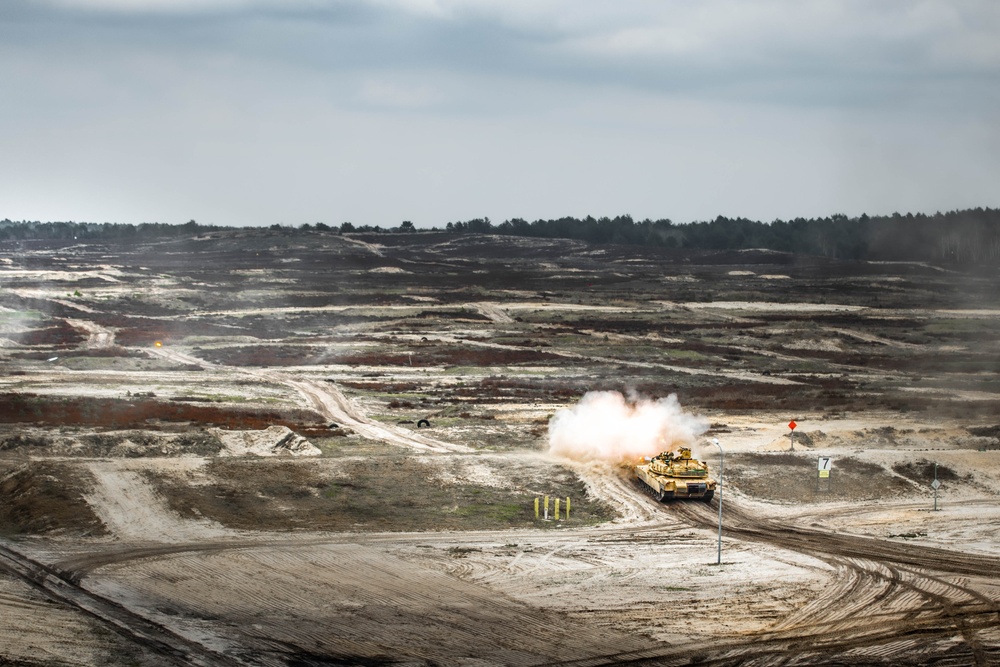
[547,390,707,463]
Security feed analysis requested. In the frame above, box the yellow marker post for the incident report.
[566,497,571,520]
[544,495,549,520]
[555,498,561,520]
[534,497,539,519]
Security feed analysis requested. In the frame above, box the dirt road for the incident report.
[67,319,116,348]
[286,378,472,453]
[611,498,1000,666]
[16,478,993,666]
[0,542,241,667]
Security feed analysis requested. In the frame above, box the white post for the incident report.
[711,437,723,565]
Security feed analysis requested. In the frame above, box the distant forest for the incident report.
[3,207,999,265]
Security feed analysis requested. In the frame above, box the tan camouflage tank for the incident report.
[635,447,717,502]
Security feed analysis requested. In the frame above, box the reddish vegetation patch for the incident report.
[447,377,579,403]
[0,393,325,431]
[682,383,863,412]
[19,321,87,347]
[337,347,562,367]
[410,309,489,321]
[98,316,241,346]
[200,345,318,367]
[340,381,423,392]
[14,347,136,360]
[113,325,173,346]
[495,339,551,348]
[676,382,1000,417]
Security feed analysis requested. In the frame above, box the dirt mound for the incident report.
[892,459,965,484]
[0,429,224,458]
[212,426,320,457]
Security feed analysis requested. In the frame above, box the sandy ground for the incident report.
[0,573,145,666]
[1,232,998,666]
[80,459,233,541]
[3,412,995,666]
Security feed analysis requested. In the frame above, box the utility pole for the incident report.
[711,437,724,565]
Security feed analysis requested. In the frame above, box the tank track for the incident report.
[636,475,673,502]
[637,475,714,503]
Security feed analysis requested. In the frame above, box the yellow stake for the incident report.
[555,498,560,520]
[534,497,539,519]
[566,497,571,520]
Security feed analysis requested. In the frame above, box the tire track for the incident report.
[670,500,1000,577]
[40,478,1000,667]
[560,496,1000,666]
[0,541,243,667]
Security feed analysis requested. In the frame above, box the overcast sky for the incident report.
[2,1,998,228]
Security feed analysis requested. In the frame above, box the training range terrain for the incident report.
[1,228,999,666]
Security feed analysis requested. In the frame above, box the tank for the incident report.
[635,447,717,502]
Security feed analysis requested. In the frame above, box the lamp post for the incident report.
[711,437,723,565]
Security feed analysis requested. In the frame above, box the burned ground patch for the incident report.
[198,344,325,367]
[681,382,862,413]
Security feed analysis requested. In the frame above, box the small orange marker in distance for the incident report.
[154,341,163,347]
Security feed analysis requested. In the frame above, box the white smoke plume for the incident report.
[547,390,708,463]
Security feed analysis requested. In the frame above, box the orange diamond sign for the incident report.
[788,420,797,430]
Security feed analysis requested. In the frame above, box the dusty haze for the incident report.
[547,390,708,463]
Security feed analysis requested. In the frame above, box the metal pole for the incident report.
[933,463,938,512]
[712,438,723,565]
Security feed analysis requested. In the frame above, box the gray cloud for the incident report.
[2,0,998,226]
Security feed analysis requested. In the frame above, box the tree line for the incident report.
[448,209,1000,265]
[0,219,220,241]
[3,208,999,265]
